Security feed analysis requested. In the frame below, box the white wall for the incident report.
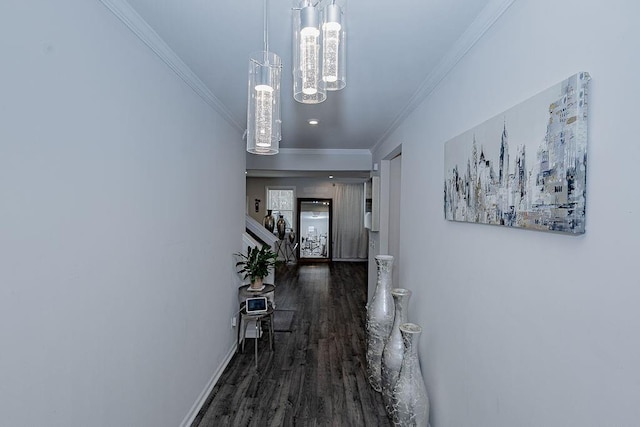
[374,0,640,425]
[0,1,245,426]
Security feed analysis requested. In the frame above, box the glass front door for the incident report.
[297,199,332,261]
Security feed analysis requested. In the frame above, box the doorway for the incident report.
[388,154,402,291]
[297,198,332,261]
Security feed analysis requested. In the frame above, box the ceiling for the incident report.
[116,0,494,155]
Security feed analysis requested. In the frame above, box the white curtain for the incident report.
[333,183,368,259]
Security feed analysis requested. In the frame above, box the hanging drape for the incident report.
[333,183,368,259]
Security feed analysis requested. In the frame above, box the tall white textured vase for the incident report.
[381,288,412,417]
[366,254,395,392]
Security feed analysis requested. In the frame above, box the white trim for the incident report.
[278,148,372,156]
[179,342,238,427]
[98,0,243,133]
[371,0,516,152]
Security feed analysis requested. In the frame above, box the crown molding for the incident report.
[98,0,243,133]
[278,148,372,156]
[372,0,516,153]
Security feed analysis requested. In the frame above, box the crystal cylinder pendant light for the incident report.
[247,52,282,154]
[322,0,346,91]
[293,1,326,104]
[247,0,282,155]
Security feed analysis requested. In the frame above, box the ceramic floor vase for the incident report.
[276,215,286,240]
[263,210,275,232]
[366,254,395,392]
[391,322,429,426]
[381,288,412,417]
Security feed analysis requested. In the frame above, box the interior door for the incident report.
[297,198,332,261]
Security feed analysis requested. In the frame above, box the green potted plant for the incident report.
[235,245,278,290]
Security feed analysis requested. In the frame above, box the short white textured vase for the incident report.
[366,255,395,392]
[391,322,429,426]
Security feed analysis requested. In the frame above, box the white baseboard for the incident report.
[180,342,238,427]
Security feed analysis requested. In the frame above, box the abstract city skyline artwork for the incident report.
[444,72,590,234]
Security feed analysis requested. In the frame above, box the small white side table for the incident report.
[238,304,274,368]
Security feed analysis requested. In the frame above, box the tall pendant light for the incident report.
[293,1,326,104]
[322,0,346,91]
[247,0,282,155]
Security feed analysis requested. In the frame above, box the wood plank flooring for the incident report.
[192,262,391,426]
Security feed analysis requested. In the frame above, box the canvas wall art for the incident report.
[443,72,590,234]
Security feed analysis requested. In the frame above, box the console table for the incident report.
[275,240,298,263]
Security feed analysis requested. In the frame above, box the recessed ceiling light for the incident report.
[308,119,319,125]
[329,175,334,179]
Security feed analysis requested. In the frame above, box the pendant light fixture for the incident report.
[293,0,326,104]
[247,0,282,155]
[322,0,346,91]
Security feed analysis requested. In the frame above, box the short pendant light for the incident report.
[293,0,326,104]
[322,0,346,91]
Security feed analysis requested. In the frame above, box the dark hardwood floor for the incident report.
[193,262,391,426]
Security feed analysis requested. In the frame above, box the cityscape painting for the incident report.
[444,72,590,234]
